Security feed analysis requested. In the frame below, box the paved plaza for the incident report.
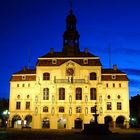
[1,128,140,140]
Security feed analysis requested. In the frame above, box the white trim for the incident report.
[38,57,99,60]
[12,74,36,76]
[102,74,126,75]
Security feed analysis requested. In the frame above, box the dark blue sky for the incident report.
[0,0,140,98]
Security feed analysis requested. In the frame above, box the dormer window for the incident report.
[111,75,116,79]
[52,59,57,64]
[22,75,26,80]
[83,59,88,64]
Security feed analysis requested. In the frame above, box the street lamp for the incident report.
[2,110,10,128]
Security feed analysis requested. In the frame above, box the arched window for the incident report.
[43,88,49,100]
[90,88,96,100]
[59,106,65,113]
[43,73,50,80]
[90,72,97,80]
[43,106,48,112]
[59,88,65,100]
[76,88,82,100]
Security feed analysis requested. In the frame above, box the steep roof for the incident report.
[101,69,125,74]
[39,51,98,58]
[101,68,129,81]
[13,68,36,75]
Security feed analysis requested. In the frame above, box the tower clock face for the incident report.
[66,68,74,75]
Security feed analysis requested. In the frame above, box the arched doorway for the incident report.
[12,115,21,128]
[116,116,125,128]
[42,118,50,128]
[57,118,66,129]
[74,118,82,129]
[24,115,32,127]
[104,116,113,127]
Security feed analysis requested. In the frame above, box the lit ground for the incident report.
[0,128,140,140]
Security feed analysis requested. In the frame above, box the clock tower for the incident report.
[62,8,80,56]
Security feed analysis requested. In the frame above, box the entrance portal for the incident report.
[42,118,50,128]
[12,115,21,128]
[57,118,66,129]
[74,118,82,129]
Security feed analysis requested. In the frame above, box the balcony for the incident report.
[54,79,86,84]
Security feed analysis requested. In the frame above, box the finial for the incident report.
[70,0,72,10]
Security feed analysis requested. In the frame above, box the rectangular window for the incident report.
[76,107,82,113]
[76,88,82,100]
[59,88,65,100]
[16,102,21,110]
[107,102,112,110]
[59,107,64,113]
[119,83,121,88]
[113,83,115,88]
[43,73,50,80]
[90,88,96,100]
[26,102,30,110]
[106,83,108,88]
[117,102,122,110]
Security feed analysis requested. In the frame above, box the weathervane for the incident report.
[70,0,72,10]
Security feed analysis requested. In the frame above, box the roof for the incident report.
[37,59,102,66]
[13,68,36,75]
[101,69,125,74]
[101,68,129,81]
[39,51,98,58]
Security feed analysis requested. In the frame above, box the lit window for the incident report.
[59,107,64,113]
[28,83,30,87]
[59,88,65,100]
[76,106,82,113]
[16,102,21,110]
[27,95,30,99]
[43,88,49,100]
[90,88,96,100]
[17,84,19,87]
[43,73,50,80]
[117,102,122,110]
[43,106,49,112]
[22,84,25,87]
[76,88,82,100]
[25,102,30,110]
[107,102,112,110]
[90,72,97,80]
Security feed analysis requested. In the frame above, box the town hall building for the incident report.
[9,6,129,129]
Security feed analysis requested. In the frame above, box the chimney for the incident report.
[113,64,117,70]
[84,48,88,53]
[50,48,54,54]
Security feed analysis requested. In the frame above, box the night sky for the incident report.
[1,0,140,98]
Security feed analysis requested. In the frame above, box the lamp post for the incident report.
[92,103,99,124]
[2,110,10,128]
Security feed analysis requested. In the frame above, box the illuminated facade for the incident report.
[9,8,129,129]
